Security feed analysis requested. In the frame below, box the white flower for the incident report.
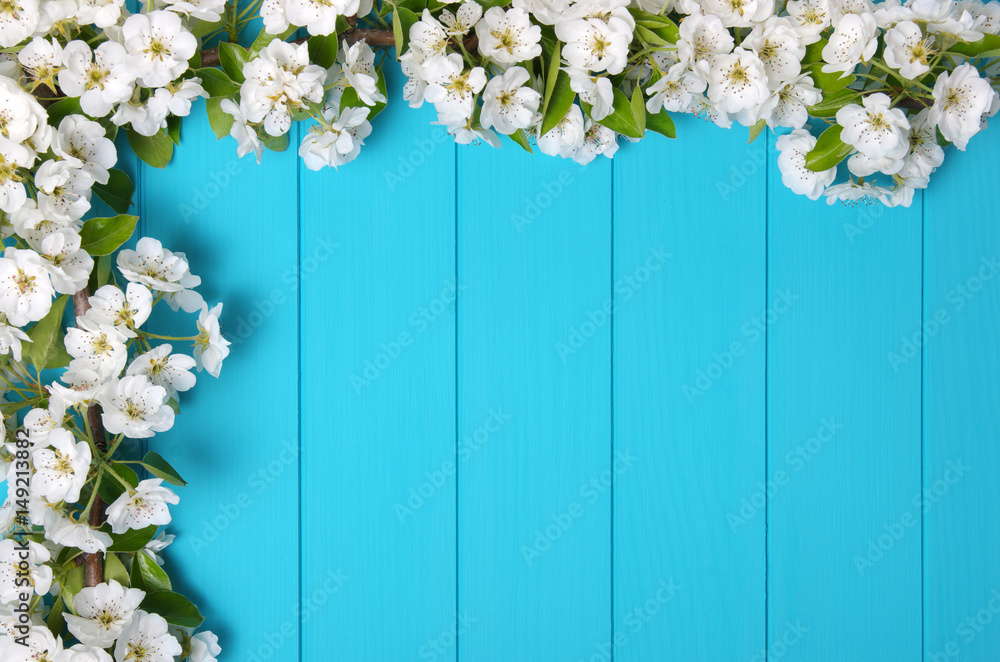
[0,76,48,147]
[146,79,208,119]
[884,21,934,79]
[65,580,146,648]
[29,228,94,295]
[336,40,385,106]
[0,625,62,661]
[847,151,905,177]
[0,139,32,214]
[48,367,104,408]
[286,0,361,36]
[707,47,770,115]
[744,17,807,86]
[677,12,735,67]
[127,344,197,397]
[646,63,707,114]
[758,73,822,128]
[538,104,586,158]
[261,0,290,34]
[107,478,178,534]
[113,611,181,662]
[188,631,222,662]
[836,92,910,160]
[162,0,226,22]
[117,237,201,295]
[824,178,890,205]
[53,115,117,186]
[566,67,614,120]
[122,11,197,87]
[58,41,134,118]
[407,9,449,59]
[35,158,93,224]
[701,0,774,27]
[79,283,153,339]
[787,0,831,35]
[65,324,128,379]
[298,105,372,171]
[23,400,66,445]
[30,428,90,503]
[929,62,996,150]
[0,322,28,361]
[776,129,837,200]
[821,11,878,73]
[18,38,62,92]
[241,40,326,137]
[43,515,112,554]
[900,108,944,178]
[512,0,572,25]
[0,540,51,604]
[0,0,38,48]
[441,2,482,36]
[74,0,125,28]
[98,376,175,439]
[481,66,541,134]
[476,7,543,65]
[573,120,618,165]
[557,12,633,75]
[423,54,486,122]
[193,303,231,378]
[439,114,501,146]
[141,530,175,566]
[0,247,53,326]
[220,98,262,163]
[54,644,113,662]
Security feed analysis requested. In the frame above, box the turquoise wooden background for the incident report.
[127,67,1000,661]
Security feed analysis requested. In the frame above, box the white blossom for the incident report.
[114,610,182,662]
[127,344,197,397]
[0,247,53,326]
[106,479,179,534]
[821,11,878,74]
[299,105,372,171]
[929,62,996,150]
[475,7,543,65]
[836,92,911,160]
[65,580,146,648]
[97,375,175,439]
[776,128,837,200]
[0,540,51,604]
[30,428,90,503]
[79,283,153,339]
[481,66,541,134]
[121,11,197,88]
[193,303,231,378]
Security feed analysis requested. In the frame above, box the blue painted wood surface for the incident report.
[132,87,1000,661]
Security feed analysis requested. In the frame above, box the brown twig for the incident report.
[73,288,108,588]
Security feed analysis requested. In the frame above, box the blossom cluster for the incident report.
[0,17,229,655]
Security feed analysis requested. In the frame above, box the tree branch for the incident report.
[73,288,108,589]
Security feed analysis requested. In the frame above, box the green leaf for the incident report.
[589,88,644,139]
[807,62,855,93]
[804,124,853,172]
[539,41,563,130]
[195,67,241,98]
[88,255,113,293]
[802,39,826,65]
[141,451,187,486]
[540,69,575,136]
[748,118,766,143]
[104,552,130,586]
[107,524,158,553]
[166,116,181,145]
[127,129,174,168]
[219,42,251,83]
[509,128,533,153]
[79,214,138,256]
[206,97,235,140]
[646,109,676,139]
[260,131,289,153]
[249,25,297,56]
[98,463,139,505]
[60,566,85,611]
[392,7,419,54]
[308,32,339,69]
[807,88,862,117]
[46,595,65,637]
[141,591,204,628]
[46,97,84,126]
[92,168,134,214]
[948,33,1000,58]
[630,84,646,136]
[24,295,72,371]
[136,549,172,592]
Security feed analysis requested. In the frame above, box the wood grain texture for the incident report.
[299,70,457,660]
[766,132,922,660]
[139,105,301,661]
[923,127,1000,661]
[613,119,767,661]
[456,144,612,660]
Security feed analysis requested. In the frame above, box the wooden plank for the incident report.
[613,119,766,660]
[299,77,457,659]
[457,145,611,659]
[923,129,1000,660]
[767,135,922,659]
[139,106,301,661]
